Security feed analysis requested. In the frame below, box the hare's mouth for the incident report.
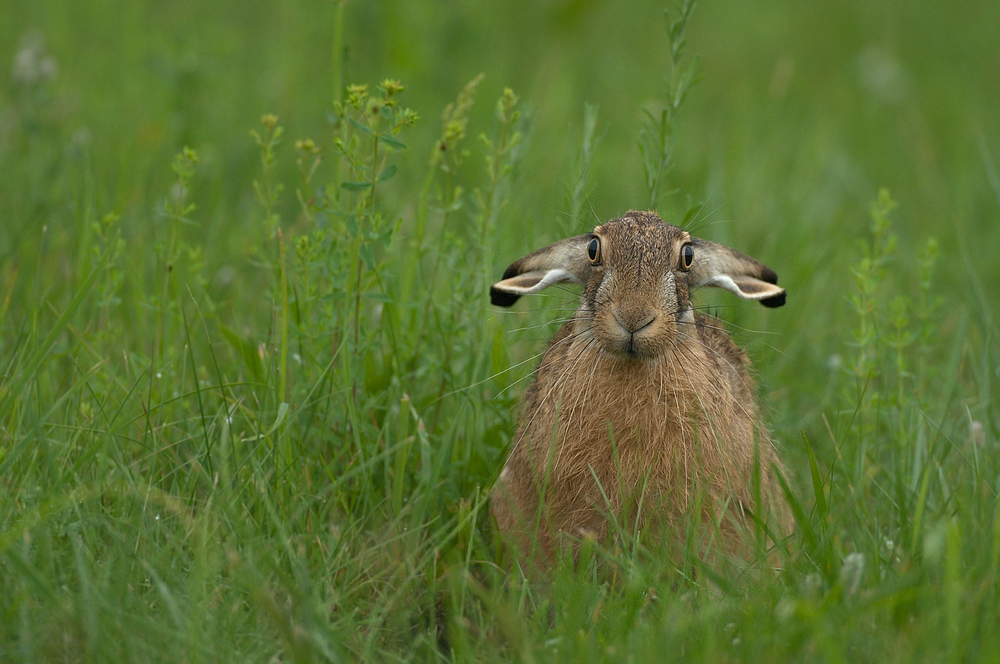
[602,314,667,360]
[608,340,662,362]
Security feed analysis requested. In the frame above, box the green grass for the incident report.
[1,0,999,661]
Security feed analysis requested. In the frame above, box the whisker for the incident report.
[491,306,580,315]
[506,325,598,461]
[587,197,602,226]
[429,340,560,404]
[678,201,720,235]
[507,318,578,334]
[675,303,783,337]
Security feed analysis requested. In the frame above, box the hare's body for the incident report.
[490,211,791,564]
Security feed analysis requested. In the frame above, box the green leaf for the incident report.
[775,462,817,552]
[219,325,264,383]
[363,292,392,303]
[359,245,375,270]
[341,181,372,192]
[803,431,827,519]
[0,240,113,423]
[911,465,933,553]
[379,105,393,119]
[379,135,407,150]
[247,402,290,441]
[375,224,397,248]
[272,403,290,433]
[377,164,397,183]
[348,117,374,136]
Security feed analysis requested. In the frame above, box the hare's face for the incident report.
[490,209,785,352]
[581,213,694,360]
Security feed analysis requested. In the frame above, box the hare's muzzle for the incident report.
[599,303,670,359]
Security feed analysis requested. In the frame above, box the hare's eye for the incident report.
[587,238,601,264]
[679,243,694,270]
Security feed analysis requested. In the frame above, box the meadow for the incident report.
[2,0,999,660]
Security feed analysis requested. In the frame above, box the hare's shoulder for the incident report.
[692,311,755,397]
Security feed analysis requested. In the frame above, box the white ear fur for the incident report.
[490,234,592,307]
[698,275,787,304]
[492,268,579,297]
[688,238,786,308]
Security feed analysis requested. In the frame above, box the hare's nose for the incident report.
[612,308,656,334]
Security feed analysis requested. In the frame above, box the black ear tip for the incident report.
[490,287,521,307]
[760,291,786,308]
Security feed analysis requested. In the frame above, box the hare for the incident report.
[490,210,792,568]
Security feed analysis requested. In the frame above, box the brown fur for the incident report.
[491,211,791,568]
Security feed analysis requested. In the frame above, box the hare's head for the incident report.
[491,211,785,360]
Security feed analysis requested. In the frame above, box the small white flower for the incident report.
[970,420,985,448]
[840,552,865,594]
[857,45,909,105]
[11,33,58,87]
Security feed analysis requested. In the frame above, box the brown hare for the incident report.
[490,210,792,569]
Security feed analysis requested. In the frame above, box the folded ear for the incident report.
[688,238,786,308]
[490,235,593,307]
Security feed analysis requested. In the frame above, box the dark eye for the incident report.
[680,243,694,270]
[587,238,601,264]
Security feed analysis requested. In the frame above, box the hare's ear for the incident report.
[688,238,787,308]
[490,235,593,307]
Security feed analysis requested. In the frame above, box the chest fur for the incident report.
[516,328,757,504]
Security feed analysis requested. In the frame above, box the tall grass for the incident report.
[2,1,999,661]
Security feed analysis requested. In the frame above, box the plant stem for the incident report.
[353,114,381,349]
[279,227,289,404]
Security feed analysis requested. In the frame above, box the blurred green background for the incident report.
[4,0,998,402]
[5,0,999,247]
